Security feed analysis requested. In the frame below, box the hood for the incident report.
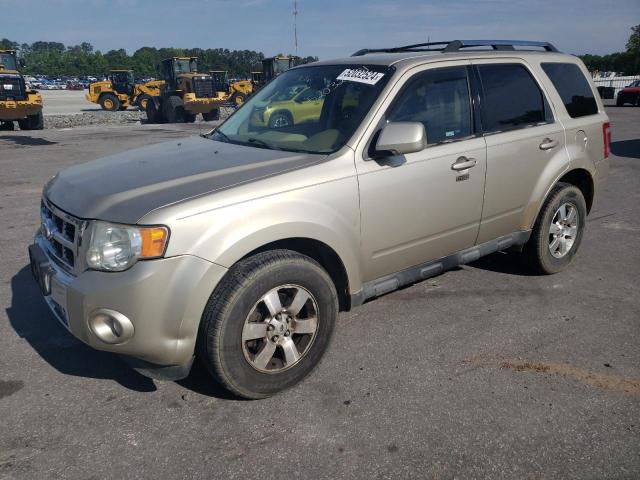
[45,135,323,224]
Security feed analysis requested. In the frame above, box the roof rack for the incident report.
[351,40,559,56]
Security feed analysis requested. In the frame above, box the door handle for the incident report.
[451,156,477,171]
[539,138,558,150]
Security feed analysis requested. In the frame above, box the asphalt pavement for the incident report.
[0,107,638,479]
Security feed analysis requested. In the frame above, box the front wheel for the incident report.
[523,182,587,274]
[197,250,338,399]
[202,109,220,121]
[18,111,44,130]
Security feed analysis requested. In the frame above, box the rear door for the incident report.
[471,60,568,243]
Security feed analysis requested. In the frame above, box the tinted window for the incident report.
[478,64,549,133]
[387,67,472,144]
[542,63,598,118]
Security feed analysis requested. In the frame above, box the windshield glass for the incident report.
[175,58,196,74]
[111,71,133,84]
[0,53,18,71]
[213,64,392,154]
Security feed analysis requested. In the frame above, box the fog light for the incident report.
[88,309,134,344]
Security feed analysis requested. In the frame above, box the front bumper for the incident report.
[29,234,228,370]
[182,93,227,113]
[0,93,42,121]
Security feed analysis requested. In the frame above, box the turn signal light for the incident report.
[140,227,169,258]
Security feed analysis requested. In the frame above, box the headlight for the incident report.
[86,221,169,272]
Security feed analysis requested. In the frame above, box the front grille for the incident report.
[40,199,81,272]
[0,75,26,101]
[193,76,215,98]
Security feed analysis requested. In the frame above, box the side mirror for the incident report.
[374,122,427,157]
[19,58,26,68]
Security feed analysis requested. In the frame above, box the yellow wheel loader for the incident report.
[209,70,255,106]
[146,57,221,123]
[85,70,163,111]
[0,50,43,130]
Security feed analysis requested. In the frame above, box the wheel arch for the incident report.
[240,237,352,311]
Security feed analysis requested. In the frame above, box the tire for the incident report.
[0,121,15,131]
[268,111,293,128]
[202,109,220,121]
[197,250,338,399]
[616,96,624,107]
[145,98,164,124]
[99,93,120,111]
[136,94,152,111]
[18,111,44,130]
[184,112,197,123]
[163,95,185,123]
[523,182,587,274]
[232,93,246,106]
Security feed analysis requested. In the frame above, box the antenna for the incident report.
[293,0,299,56]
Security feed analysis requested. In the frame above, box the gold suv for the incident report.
[29,40,610,398]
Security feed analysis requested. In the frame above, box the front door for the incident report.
[356,64,487,281]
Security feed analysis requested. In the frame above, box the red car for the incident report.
[66,81,84,91]
[616,80,640,106]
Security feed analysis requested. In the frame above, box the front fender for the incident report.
[160,175,363,293]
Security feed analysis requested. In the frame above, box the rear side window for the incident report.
[541,63,598,118]
[477,64,550,133]
[387,66,472,144]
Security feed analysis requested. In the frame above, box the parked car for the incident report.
[66,81,84,91]
[29,40,609,399]
[616,80,640,106]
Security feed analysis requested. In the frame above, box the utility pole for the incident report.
[293,0,299,56]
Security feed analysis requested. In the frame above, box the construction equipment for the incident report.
[209,70,255,106]
[261,55,303,83]
[85,70,163,111]
[146,57,221,123]
[0,50,43,130]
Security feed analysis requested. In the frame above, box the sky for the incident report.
[1,0,639,58]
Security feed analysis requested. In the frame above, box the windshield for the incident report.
[213,64,392,154]
[111,71,133,84]
[0,53,18,71]
[175,58,197,74]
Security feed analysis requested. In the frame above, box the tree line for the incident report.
[0,39,317,77]
[1,25,638,77]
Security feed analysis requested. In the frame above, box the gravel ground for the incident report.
[41,107,234,129]
[0,105,638,480]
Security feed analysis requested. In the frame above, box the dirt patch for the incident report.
[468,356,640,397]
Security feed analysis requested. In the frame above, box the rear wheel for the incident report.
[136,94,152,111]
[184,112,197,123]
[197,250,338,399]
[202,109,220,121]
[232,93,246,106]
[523,182,587,274]
[0,121,15,131]
[163,95,185,123]
[99,93,120,111]
[18,111,44,130]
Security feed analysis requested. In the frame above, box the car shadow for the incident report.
[611,139,640,160]
[467,250,540,277]
[7,266,157,392]
[8,265,238,399]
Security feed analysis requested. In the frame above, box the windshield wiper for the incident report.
[246,137,277,150]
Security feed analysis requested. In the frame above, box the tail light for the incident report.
[603,122,611,159]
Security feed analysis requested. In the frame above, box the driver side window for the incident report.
[387,66,473,145]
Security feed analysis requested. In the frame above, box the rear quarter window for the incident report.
[541,63,599,118]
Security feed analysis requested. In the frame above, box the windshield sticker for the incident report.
[337,68,385,85]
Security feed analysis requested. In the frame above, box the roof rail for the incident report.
[351,40,559,56]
